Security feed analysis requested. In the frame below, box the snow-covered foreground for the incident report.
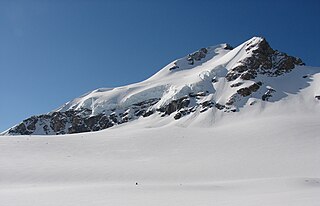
[1,109,320,205]
[1,178,320,206]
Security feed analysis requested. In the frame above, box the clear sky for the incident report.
[1,0,319,132]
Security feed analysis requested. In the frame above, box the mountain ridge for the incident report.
[2,37,318,135]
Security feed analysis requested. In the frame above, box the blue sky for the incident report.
[1,0,319,132]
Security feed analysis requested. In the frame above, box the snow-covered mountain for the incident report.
[1,37,320,206]
[2,36,319,135]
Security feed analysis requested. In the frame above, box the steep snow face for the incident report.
[1,37,320,205]
[55,39,264,114]
[2,37,317,135]
[57,43,231,113]
[56,38,263,113]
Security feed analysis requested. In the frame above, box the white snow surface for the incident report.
[1,37,320,205]
[1,106,320,205]
[2,78,320,205]
[56,37,266,115]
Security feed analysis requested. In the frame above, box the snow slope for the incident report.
[55,38,269,114]
[54,36,304,115]
[1,37,320,205]
[56,43,230,113]
[2,36,312,135]
[0,108,320,205]
[1,71,320,205]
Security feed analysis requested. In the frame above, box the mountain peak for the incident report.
[2,37,315,136]
[246,36,265,43]
[226,36,304,81]
[245,36,271,52]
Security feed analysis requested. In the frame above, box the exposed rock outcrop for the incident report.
[3,37,309,136]
[262,88,276,101]
[6,99,159,135]
[187,48,208,65]
[236,82,261,97]
[158,96,190,115]
[226,38,304,81]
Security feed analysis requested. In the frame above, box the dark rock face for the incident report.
[230,82,244,88]
[262,88,276,101]
[169,64,179,71]
[174,112,182,120]
[225,82,262,106]
[226,38,304,81]
[237,82,261,97]
[158,96,190,115]
[187,48,208,65]
[25,117,38,131]
[215,103,225,110]
[189,92,206,98]
[6,99,159,135]
[4,37,308,136]
[7,94,205,135]
[224,44,234,50]
[15,123,31,135]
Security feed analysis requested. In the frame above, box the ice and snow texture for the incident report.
[54,36,309,121]
[56,38,267,115]
[1,105,320,205]
[3,36,312,135]
[1,36,320,205]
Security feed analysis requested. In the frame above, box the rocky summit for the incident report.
[2,37,315,135]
